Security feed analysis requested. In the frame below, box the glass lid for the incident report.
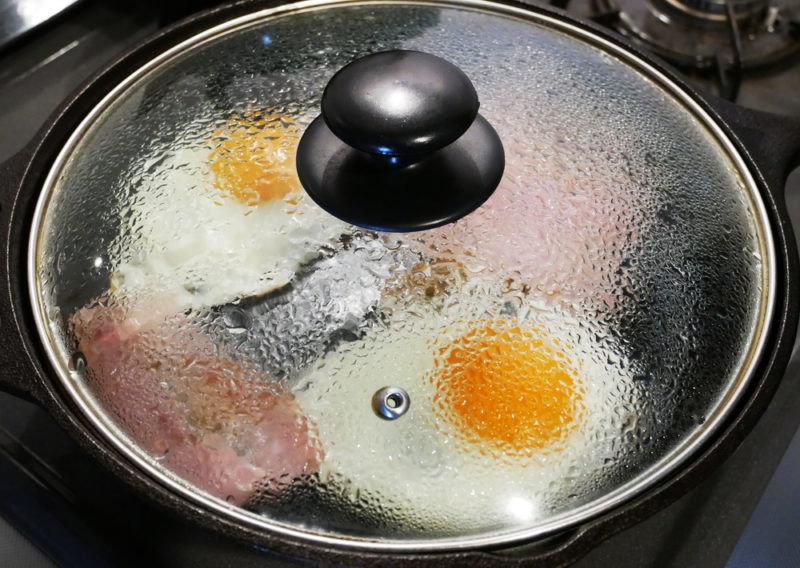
[29,0,774,550]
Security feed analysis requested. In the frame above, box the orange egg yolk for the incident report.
[431,323,583,453]
[208,112,300,206]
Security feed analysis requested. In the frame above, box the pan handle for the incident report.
[0,142,42,404]
[706,96,800,195]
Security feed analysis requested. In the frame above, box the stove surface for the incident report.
[1,1,799,567]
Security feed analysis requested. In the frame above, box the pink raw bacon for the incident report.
[406,141,647,308]
[71,295,321,505]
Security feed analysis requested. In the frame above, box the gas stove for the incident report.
[604,0,799,70]
[563,0,800,112]
[1,1,799,566]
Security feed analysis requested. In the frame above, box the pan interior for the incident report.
[29,0,772,550]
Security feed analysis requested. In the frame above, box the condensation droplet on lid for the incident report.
[68,352,86,374]
[32,2,768,544]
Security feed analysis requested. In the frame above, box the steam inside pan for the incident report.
[34,2,767,545]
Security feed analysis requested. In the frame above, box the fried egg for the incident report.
[110,110,347,311]
[291,285,634,534]
[430,321,584,456]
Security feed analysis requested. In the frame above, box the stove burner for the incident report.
[595,0,800,75]
[665,0,767,22]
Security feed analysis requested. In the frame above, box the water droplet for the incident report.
[68,352,86,374]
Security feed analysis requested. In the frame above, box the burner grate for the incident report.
[557,0,800,103]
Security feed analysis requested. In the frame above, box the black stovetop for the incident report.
[1,1,799,566]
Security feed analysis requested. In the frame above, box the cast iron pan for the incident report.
[1,0,800,566]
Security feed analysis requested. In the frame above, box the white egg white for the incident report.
[110,147,347,311]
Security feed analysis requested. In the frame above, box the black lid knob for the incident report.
[296,50,504,233]
[322,50,479,157]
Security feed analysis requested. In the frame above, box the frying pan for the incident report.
[1,0,800,565]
